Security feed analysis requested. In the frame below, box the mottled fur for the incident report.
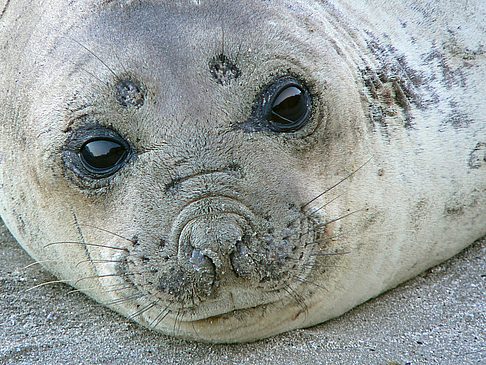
[0,0,485,342]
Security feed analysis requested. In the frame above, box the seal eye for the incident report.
[80,139,128,176]
[266,80,312,132]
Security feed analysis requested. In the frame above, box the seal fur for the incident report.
[0,0,485,342]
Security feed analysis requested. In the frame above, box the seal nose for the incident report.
[185,216,243,271]
[172,197,259,296]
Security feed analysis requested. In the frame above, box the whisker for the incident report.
[25,280,72,292]
[190,281,199,307]
[74,273,123,286]
[320,229,416,243]
[286,257,348,270]
[172,308,180,335]
[316,208,368,229]
[75,259,123,268]
[173,308,184,337]
[172,311,179,337]
[44,241,128,252]
[111,48,128,75]
[312,251,351,257]
[149,302,173,329]
[21,260,57,270]
[307,192,344,216]
[77,224,136,244]
[292,275,328,291]
[191,320,201,341]
[102,293,147,306]
[67,37,119,80]
[287,193,344,229]
[67,284,132,295]
[302,158,372,209]
[300,208,368,241]
[309,264,348,271]
[67,60,108,86]
[283,284,308,317]
[362,229,415,236]
[74,270,154,286]
[128,301,158,320]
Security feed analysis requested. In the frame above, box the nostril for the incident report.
[190,249,216,274]
[190,249,206,266]
[230,240,254,278]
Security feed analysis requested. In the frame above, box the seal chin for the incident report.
[150,300,282,343]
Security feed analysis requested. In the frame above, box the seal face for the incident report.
[0,0,485,342]
[120,196,319,321]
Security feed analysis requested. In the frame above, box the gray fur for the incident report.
[0,0,485,342]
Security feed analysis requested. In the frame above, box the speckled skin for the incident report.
[0,0,485,343]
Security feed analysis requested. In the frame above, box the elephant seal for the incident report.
[0,0,485,343]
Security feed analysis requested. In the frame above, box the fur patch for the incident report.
[362,34,425,131]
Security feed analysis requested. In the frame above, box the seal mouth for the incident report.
[119,195,319,319]
[184,302,269,323]
[167,286,282,322]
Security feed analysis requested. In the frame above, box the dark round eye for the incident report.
[267,81,312,132]
[80,139,128,176]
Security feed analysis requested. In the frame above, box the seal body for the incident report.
[0,0,485,342]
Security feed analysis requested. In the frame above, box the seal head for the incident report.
[0,0,485,342]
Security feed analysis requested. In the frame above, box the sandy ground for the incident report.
[0,219,484,365]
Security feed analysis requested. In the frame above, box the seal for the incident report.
[0,0,485,343]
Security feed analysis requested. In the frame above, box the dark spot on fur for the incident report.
[392,80,412,121]
[442,100,473,130]
[329,39,343,56]
[423,48,467,89]
[411,198,429,231]
[422,41,481,130]
[461,46,485,61]
[209,54,241,86]
[0,0,11,18]
[445,205,465,217]
[98,0,142,9]
[17,215,26,235]
[115,79,145,108]
[302,16,317,34]
[468,142,486,169]
[362,34,427,132]
[444,28,485,61]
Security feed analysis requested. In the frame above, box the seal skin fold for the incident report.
[0,0,485,343]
